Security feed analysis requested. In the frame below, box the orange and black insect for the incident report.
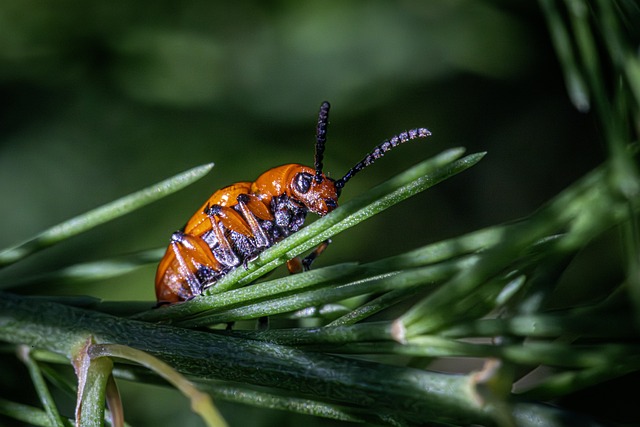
[155,101,431,304]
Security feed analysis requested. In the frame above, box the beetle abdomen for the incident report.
[155,192,309,303]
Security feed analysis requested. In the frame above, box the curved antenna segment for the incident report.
[314,101,331,181]
[335,127,431,189]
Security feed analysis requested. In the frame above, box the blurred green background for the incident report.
[0,1,619,425]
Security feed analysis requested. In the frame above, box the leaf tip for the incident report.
[391,319,407,344]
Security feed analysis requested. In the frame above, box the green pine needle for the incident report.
[0,163,213,268]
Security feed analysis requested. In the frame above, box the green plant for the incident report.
[1,1,639,426]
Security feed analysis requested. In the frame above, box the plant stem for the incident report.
[0,291,496,426]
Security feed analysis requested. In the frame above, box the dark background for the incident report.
[0,1,613,425]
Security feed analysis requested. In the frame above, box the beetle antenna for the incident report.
[334,127,431,189]
[314,101,331,182]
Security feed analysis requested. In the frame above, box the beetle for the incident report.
[155,101,431,304]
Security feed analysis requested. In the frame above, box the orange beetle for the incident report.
[156,101,431,304]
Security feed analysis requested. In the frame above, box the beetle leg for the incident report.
[239,193,273,221]
[286,239,331,274]
[302,239,331,270]
[169,231,206,297]
[236,194,270,248]
[206,205,240,267]
[207,204,252,236]
[286,258,303,274]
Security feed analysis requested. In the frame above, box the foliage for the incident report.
[1,1,639,426]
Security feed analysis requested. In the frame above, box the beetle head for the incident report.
[289,166,339,216]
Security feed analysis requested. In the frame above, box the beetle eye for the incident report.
[294,172,313,194]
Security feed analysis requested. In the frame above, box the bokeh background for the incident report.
[0,1,618,425]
